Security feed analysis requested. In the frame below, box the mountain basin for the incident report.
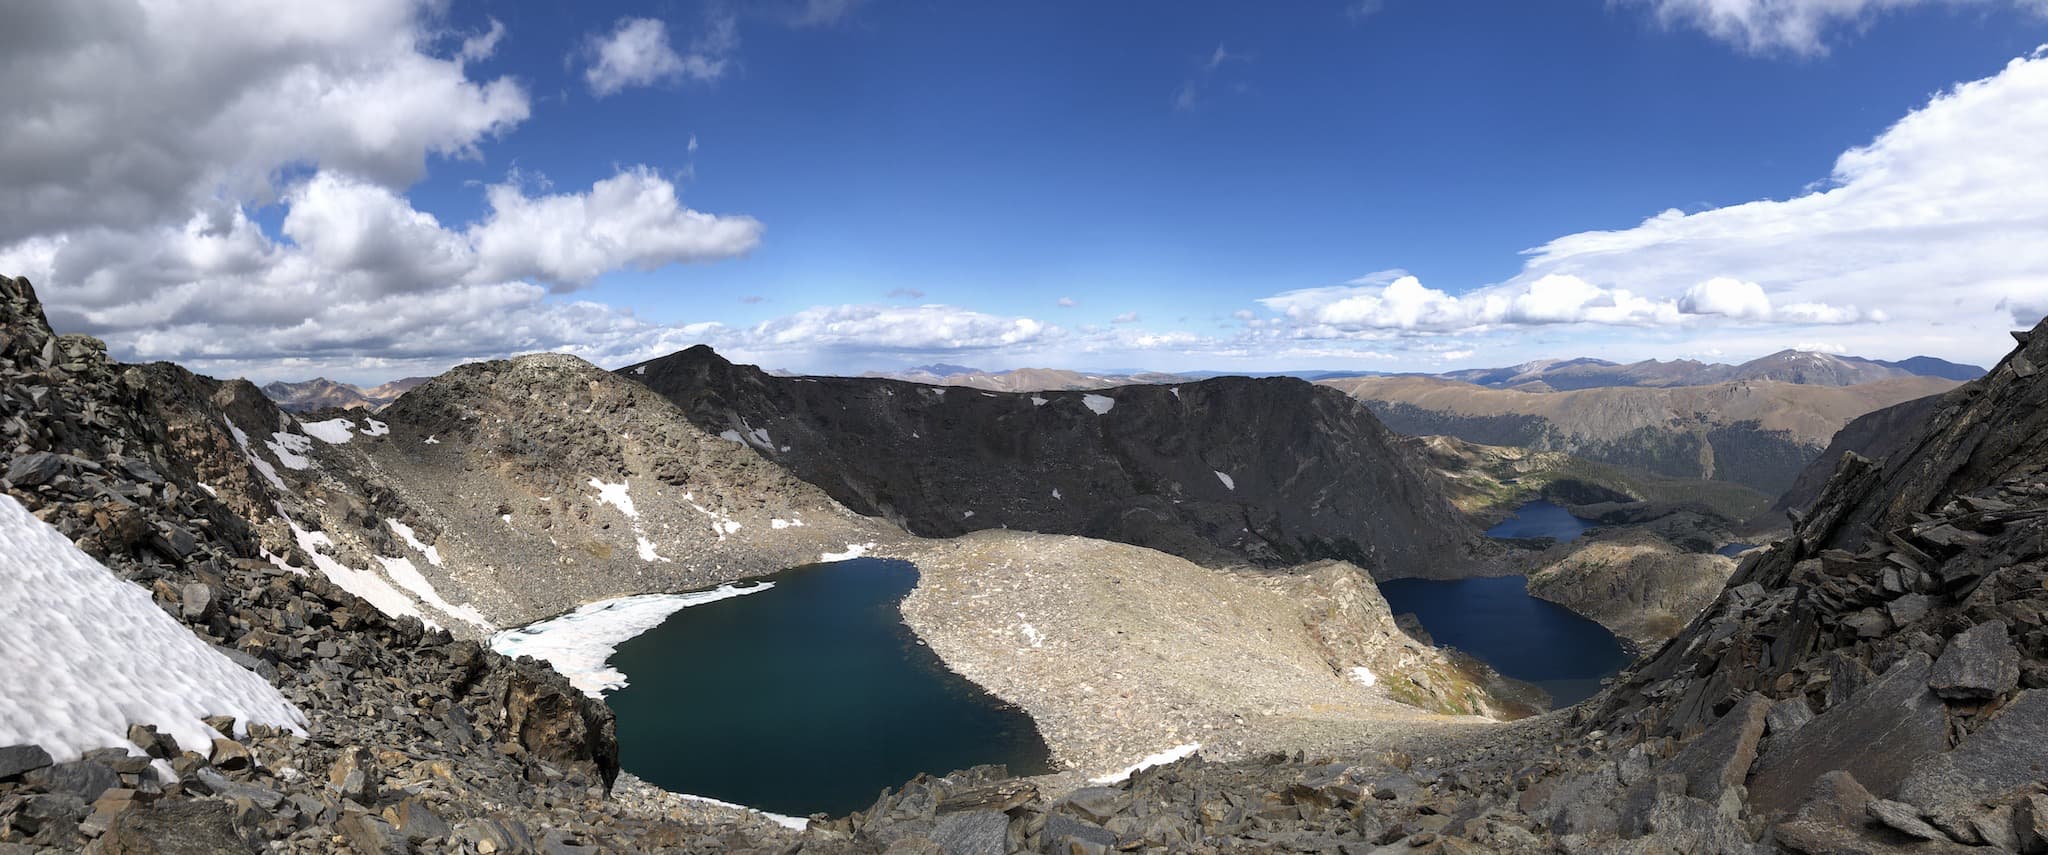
[1484,499,1599,543]
[602,558,1053,817]
[1379,576,1635,708]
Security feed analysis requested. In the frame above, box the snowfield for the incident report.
[1082,394,1115,414]
[488,584,775,698]
[300,418,357,444]
[0,494,306,764]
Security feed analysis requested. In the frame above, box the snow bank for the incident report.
[266,431,314,470]
[300,418,356,444]
[280,507,432,629]
[360,419,389,437]
[489,584,775,698]
[1082,394,1115,415]
[376,556,493,632]
[386,519,442,567]
[635,536,669,563]
[1214,471,1235,490]
[676,794,810,831]
[0,495,305,763]
[822,543,875,562]
[1089,743,1201,785]
[1348,665,1378,687]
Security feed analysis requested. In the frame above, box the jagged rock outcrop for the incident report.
[1325,373,1958,495]
[624,345,1494,579]
[0,275,795,851]
[1769,390,1948,525]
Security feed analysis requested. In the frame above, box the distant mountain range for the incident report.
[258,376,429,412]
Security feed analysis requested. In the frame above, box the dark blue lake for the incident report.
[1379,576,1635,708]
[605,559,1053,817]
[1484,500,1598,542]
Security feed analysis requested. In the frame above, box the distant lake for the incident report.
[1484,500,1598,543]
[605,559,1053,817]
[1379,576,1634,708]
[1717,542,1758,558]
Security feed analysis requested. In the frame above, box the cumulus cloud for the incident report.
[1621,0,2048,55]
[1112,311,1141,324]
[583,14,737,96]
[1057,297,1078,308]
[1678,277,1773,319]
[0,0,529,244]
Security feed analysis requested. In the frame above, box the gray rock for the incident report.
[339,812,409,854]
[2015,793,2048,853]
[391,797,451,842]
[4,451,63,487]
[180,582,214,622]
[1053,787,1130,824]
[0,743,53,779]
[1042,813,1117,850]
[1886,593,1934,626]
[1749,652,1947,815]
[92,799,255,854]
[1765,697,1814,736]
[1928,620,2020,701]
[1867,798,1948,842]
[327,745,378,804]
[1665,693,1771,800]
[1899,690,2048,810]
[931,810,1008,855]
[26,759,120,802]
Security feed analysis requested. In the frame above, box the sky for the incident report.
[2,0,2047,383]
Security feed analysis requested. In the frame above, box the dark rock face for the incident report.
[1770,391,1946,523]
[1929,620,2021,701]
[622,346,1492,579]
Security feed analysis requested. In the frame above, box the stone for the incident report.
[2015,793,2048,853]
[1042,813,1117,851]
[1868,798,1948,842]
[180,582,215,622]
[26,759,121,802]
[209,737,252,771]
[931,810,1009,855]
[1664,693,1771,800]
[4,451,63,487]
[388,797,451,842]
[1898,690,2048,810]
[1929,620,2020,701]
[0,744,53,779]
[1749,653,1948,815]
[1765,697,1814,736]
[93,799,255,854]
[338,811,409,855]
[1887,593,1934,627]
[1791,770,1873,828]
[328,745,379,804]
[1054,787,1130,824]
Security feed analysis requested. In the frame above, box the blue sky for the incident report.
[4,0,2047,381]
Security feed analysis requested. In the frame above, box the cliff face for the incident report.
[1769,390,1947,521]
[622,346,1493,580]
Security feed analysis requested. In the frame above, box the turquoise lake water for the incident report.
[604,559,1053,817]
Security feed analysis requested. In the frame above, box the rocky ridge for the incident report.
[0,275,796,852]
[624,345,1496,580]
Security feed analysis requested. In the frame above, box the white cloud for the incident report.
[741,305,1055,353]
[0,0,529,245]
[1112,311,1141,324]
[582,16,734,97]
[1678,277,1773,319]
[1622,0,2048,55]
[1057,297,1078,308]
[469,167,762,287]
[1792,341,1850,353]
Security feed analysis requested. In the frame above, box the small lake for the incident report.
[1717,542,1758,558]
[604,559,1053,817]
[1379,576,1634,708]
[1484,500,1598,543]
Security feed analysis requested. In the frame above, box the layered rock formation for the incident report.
[624,345,1494,579]
[1325,373,1957,495]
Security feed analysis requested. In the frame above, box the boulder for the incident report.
[1748,653,1948,815]
[0,744,53,779]
[1867,799,1947,842]
[1664,693,1771,800]
[931,810,1009,855]
[1897,690,2048,810]
[26,759,120,802]
[1928,621,2020,701]
[92,799,255,854]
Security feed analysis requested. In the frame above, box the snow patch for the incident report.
[821,543,875,562]
[588,478,640,519]
[749,427,773,448]
[376,556,493,631]
[265,431,314,470]
[1090,743,1201,785]
[300,418,356,444]
[770,518,805,530]
[633,365,647,375]
[963,510,975,519]
[1348,665,1377,687]
[1214,471,1235,490]
[385,519,442,567]
[675,794,809,831]
[489,584,775,697]
[224,418,288,491]
[1082,394,1115,414]
[1051,488,1061,500]
[360,419,389,437]
[281,509,434,629]
[635,536,670,563]
[1169,387,1181,399]
[1030,395,1048,407]
[1018,621,1043,648]
[423,435,441,445]
[718,429,746,445]
[196,483,218,497]
[0,494,307,763]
